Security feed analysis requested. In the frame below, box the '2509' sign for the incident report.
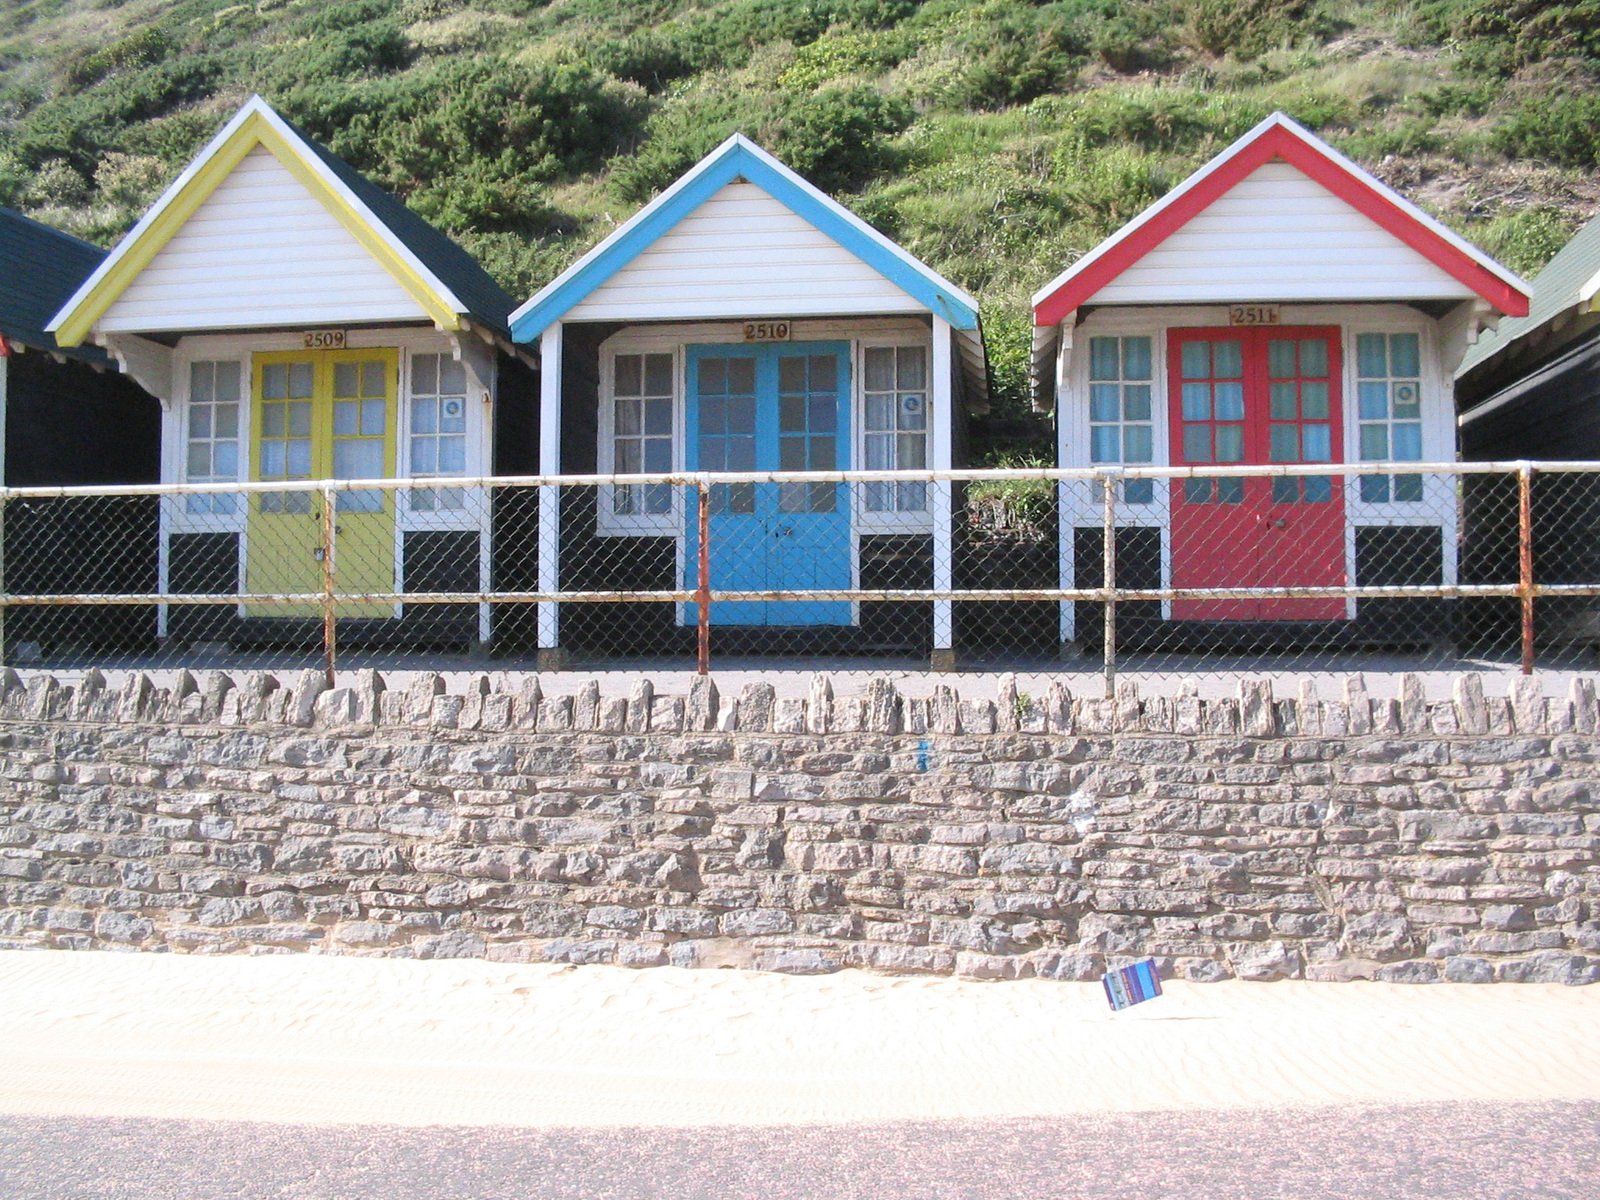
[301,329,347,349]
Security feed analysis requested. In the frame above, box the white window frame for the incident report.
[168,356,247,533]
[1085,332,1158,507]
[1351,328,1428,507]
[855,337,934,533]
[596,338,683,536]
[401,349,473,522]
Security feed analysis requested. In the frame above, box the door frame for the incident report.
[243,346,400,619]
[681,339,856,627]
[1166,324,1347,621]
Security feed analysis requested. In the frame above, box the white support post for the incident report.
[1054,317,1076,648]
[537,324,562,666]
[930,317,954,669]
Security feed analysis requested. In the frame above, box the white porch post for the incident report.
[930,316,954,670]
[537,324,563,669]
[1055,318,1075,650]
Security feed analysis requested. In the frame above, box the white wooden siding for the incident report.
[567,182,924,321]
[98,147,426,333]
[1094,162,1479,305]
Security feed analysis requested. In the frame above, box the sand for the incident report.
[1,949,1596,1129]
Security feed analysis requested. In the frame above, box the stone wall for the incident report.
[1,667,1598,984]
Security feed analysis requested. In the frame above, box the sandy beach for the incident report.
[1,949,1596,1130]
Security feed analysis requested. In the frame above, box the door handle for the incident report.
[774,525,794,538]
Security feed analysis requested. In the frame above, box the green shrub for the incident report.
[1182,0,1317,60]
[1413,1,1600,78]
[1467,206,1580,277]
[1492,90,1600,167]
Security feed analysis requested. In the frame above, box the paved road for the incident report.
[3,1101,1595,1199]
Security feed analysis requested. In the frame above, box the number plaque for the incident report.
[1228,304,1280,326]
[742,320,792,342]
[302,329,347,350]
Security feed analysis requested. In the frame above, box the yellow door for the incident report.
[246,348,398,619]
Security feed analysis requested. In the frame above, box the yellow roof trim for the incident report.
[53,109,460,347]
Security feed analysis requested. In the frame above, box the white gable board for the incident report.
[97,147,426,333]
[1091,162,1479,306]
[566,181,925,322]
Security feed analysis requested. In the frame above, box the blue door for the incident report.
[685,342,852,626]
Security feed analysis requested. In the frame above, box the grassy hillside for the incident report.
[3,0,1598,449]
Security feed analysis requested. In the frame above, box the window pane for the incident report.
[812,436,837,471]
[1359,381,1388,420]
[1215,425,1244,462]
[1091,426,1119,463]
[1269,383,1298,420]
[411,440,437,474]
[438,359,465,395]
[643,438,670,472]
[187,443,211,476]
[1214,383,1244,421]
[288,402,312,437]
[1361,474,1390,502]
[1182,426,1212,463]
[289,362,313,398]
[1390,333,1420,378]
[644,397,671,436]
[262,403,285,438]
[1213,340,1243,377]
[1392,381,1421,419]
[1181,383,1210,421]
[214,442,237,476]
[413,397,438,435]
[1124,478,1153,504]
[1268,339,1297,379]
[866,395,893,432]
[1122,336,1151,381]
[779,437,806,470]
[727,437,755,471]
[864,434,892,469]
[1218,477,1244,503]
[1359,425,1388,459]
[1090,384,1120,423]
[1304,474,1332,503]
[1123,385,1151,421]
[412,353,438,395]
[334,362,358,398]
[894,347,923,390]
[363,397,388,436]
[214,362,239,403]
[617,355,643,396]
[896,433,924,469]
[780,395,805,434]
[360,361,385,398]
[812,353,838,392]
[728,357,755,394]
[1392,423,1422,460]
[286,439,311,477]
[262,441,285,476]
[779,355,806,394]
[1269,425,1299,462]
[1302,382,1329,419]
[1090,337,1120,381]
[810,395,837,432]
[1356,333,1386,378]
[190,363,214,404]
[1300,339,1328,377]
[1123,425,1152,462]
[727,394,756,434]
[215,403,238,438]
[865,347,895,391]
[262,364,287,401]
[644,354,673,396]
[1303,424,1331,461]
[1395,473,1423,502]
[438,436,465,473]
[615,397,640,436]
[334,401,358,436]
[1180,341,1209,379]
[619,440,642,473]
[191,406,212,439]
[899,394,926,430]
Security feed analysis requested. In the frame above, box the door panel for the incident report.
[1168,327,1346,621]
[245,349,398,619]
[685,342,852,626]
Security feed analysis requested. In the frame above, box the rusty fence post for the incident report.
[321,484,337,688]
[1518,463,1535,677]
[1102,473,1117,700]
[696,480,711,676]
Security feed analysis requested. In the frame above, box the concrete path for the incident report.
[2,1103,1593,1199]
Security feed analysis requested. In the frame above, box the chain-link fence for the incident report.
[0,463,1594,693]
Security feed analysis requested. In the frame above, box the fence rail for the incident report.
[1,461,1596,692]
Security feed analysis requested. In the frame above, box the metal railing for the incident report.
[0,461,1593,692]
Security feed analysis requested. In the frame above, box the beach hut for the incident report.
[509,134,987,668]
[1,206,162,654]
[47,96,533,655]
[1457,213,1600,647]
[1030,112,1529,653]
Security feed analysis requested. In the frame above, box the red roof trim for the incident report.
[1034,123,1530,326]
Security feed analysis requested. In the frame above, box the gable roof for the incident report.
[1457,212,1600,383]
[510,133,982,343]
[1031,112,1530,326]
[0,207,112,364]
[48,95,515,347]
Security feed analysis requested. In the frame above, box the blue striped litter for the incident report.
[1103,959,1162,1011]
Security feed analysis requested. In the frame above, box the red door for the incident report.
[1169,327,1345,620]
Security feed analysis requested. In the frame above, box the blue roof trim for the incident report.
[510,141,979,343]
